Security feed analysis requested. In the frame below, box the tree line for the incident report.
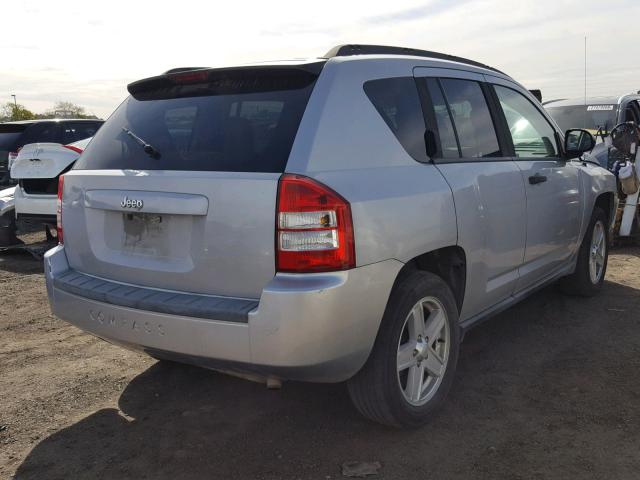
[0,101,100,121]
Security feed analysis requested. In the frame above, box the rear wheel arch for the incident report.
[392,246,467,314]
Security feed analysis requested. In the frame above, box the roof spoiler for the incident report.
[127,63,324,100]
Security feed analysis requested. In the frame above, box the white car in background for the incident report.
[0,185,17,246]
[11,137,91,239]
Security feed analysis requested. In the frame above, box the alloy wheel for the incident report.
[396,296,450,406]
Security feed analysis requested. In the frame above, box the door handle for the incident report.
[528,174,547,185]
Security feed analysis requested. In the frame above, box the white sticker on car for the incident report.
[586,105,615,111]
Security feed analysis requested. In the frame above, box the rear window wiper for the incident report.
[122,127,160,159]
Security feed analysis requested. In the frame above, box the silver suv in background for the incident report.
[45,45,616,427]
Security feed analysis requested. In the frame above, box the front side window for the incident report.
[439,79,501,158]
[494,85,558,158]
[364,77,427,161]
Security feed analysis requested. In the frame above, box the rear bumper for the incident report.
[14,186,56,217]
[17,213,56,229]
[45,245,402,382]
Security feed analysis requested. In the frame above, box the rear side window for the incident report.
[21,122,59,145]
[364,77,426,162]
[424,78,460,159]
[62,122,102,144]
[494,85,558,157]
[0,124,27,150]
[75,70,318,173]
[439,79,501,158]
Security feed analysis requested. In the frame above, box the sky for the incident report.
[2,0,639,119]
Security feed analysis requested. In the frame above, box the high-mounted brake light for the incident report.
[56,175,64,244]
[168,70,210,84]
[276,174,355,273]
[63,144,84,154]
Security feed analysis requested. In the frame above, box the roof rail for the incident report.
[323,44,504,74]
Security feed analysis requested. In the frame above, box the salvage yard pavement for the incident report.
[1,234,640,479]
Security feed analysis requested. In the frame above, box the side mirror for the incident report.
[564,129,595,159]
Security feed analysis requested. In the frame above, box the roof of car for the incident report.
[544,94,640,108]
[138,45,518,99]
[0,119,102,125]
[160,45,506,80]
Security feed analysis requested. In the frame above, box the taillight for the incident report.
[8,148,20,167]
[63,144,84,154]
[56,175,64,244]
[276,174,355,273]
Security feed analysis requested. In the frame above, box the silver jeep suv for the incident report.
[45,45,616,427]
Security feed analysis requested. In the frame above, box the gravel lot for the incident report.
[1,233,640,480]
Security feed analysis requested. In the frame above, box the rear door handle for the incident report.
[528,174,547,185]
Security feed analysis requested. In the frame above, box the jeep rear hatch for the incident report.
[62,64,322,299]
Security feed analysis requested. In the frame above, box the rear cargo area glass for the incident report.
[75,70,318,173]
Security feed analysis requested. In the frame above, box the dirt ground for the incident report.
[1,233,640,480]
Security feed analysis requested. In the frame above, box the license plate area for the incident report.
[122,212,166,255]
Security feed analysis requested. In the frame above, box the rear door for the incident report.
[63,65,320,299]
[414,68,527,319]
[489,79,581,290]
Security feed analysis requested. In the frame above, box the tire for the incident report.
[560,207,608,296]
[347,271,461,428]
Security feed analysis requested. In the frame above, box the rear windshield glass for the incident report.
[75,69,318,173]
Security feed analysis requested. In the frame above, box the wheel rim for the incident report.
[588,220,606,284]
[396,296,450,406]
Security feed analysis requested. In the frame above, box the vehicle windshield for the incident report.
[545,104,618,134]
[75,68,319,173]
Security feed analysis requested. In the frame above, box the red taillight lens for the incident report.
[56,175,64,244]
[63,144,84,154]
[276,174,355,273]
